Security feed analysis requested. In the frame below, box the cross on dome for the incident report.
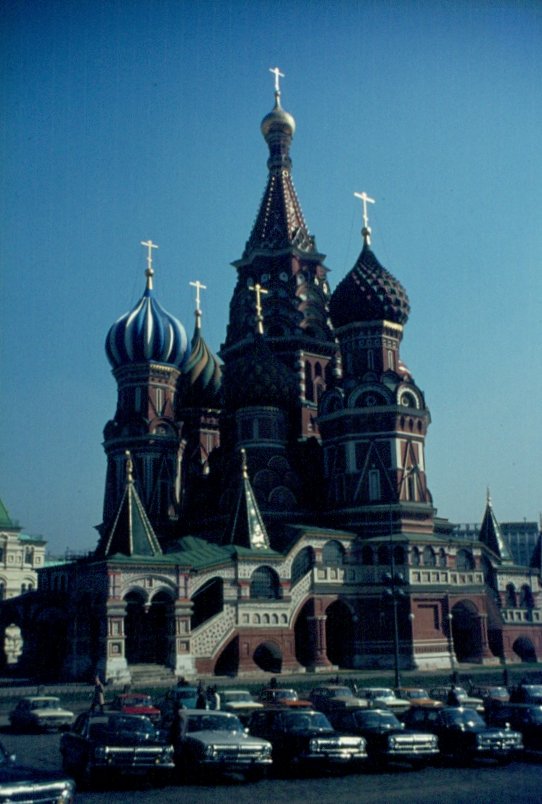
[190,279,207,329]
[354,192,376,245]
[269,66,285,94]
[140,239,159,289]
[249,282,269,335]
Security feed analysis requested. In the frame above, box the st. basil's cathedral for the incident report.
[2,76,541,682]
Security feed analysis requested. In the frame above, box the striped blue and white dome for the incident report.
[106,282,189,370]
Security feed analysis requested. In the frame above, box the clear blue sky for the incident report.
[1,0,541,555]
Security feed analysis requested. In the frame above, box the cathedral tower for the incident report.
[319,202,434,537]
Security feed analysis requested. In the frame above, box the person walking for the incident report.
[91,675,105,713]
[196,682,207,710]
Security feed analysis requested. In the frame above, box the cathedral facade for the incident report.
[2,82,541,682]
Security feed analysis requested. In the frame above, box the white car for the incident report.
[358,688,411,713]
[173,710,272,781]
[220,690,263,722]
[9,696,75,732]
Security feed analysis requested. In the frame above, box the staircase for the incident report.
[128,663,176,688]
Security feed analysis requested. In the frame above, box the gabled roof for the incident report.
[479,492,513,563]
[225,449,271,551]
[100,453,162,558]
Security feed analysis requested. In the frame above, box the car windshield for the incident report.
[123,696,152,706]
[175,688,198,700]
[354,711,401,728]
[94,715,157,739]
[31,699,59,710]
[283,712,331,732]
[224,692,253,703]
[372,689,394,697]
[524,686,542,696]
[528,708,542,723]
[406,690,429,699]
[442,709,485,727]
[186,714,243,733]
[0,744,10,766]
[325,687,353,698]
[272,690,298,700]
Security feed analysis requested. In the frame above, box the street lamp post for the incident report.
[447,612,456,681]
[382,568,407,689]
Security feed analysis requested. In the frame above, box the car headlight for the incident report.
[388,736,398,748]
[94,746,108,760]
[204,744,217,758]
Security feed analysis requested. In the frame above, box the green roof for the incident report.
[0,498,16,529]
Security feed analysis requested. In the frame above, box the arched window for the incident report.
[411,547,420,567]
[291,547,315,584]
[423,546,436,567]
[393,546,405,565]
[368,469,381,501]
[505,583,517,607]
[361,545,374,565]
[519,584,534,609]
[304,361,314,402]
[456,549,475,571]
[250,567,281,599]
[438,548,447,568]
[322,540,345,566]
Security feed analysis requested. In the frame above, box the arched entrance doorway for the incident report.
[451,601,482,662]
[326,600,354,667]
[124,590,173,665]
[253,641,282,673]
[214,637,239,676]
[513,636,537,663]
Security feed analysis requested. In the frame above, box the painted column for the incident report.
[307,614,333,669]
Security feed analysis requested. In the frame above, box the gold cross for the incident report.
[269,66,285,94]
[249,282,269,335]
[141,239,159,288]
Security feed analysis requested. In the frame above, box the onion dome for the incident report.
[105,264,188,370]
[261,91,296,139]
[329,241,410,329]
[179,314,223,408]
[223,336,299,411]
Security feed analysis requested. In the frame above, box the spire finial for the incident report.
[269,66,285,98]
[487,486,492,506]
[140,239,159,290]
[240,448,248,480]
[189,280,207,330]
[125,450,134,484]
[249,282,269,335]
[354,192,376,245]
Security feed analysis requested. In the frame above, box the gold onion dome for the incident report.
[260,92,296,139]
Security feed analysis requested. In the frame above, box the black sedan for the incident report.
[485,703,542,752]
[402,705,523,764]
[328,707,439,768]
[248,707,367,773]
[60,711,174,787]
[0,738,75,803]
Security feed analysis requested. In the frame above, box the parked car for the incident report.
[259,688,311,708]
[109,693,161,723]
[219,689,264,723]
[172,710,272,781]
[0,738,75,803]
[469,685,509,705]
[60,711,174,787]
[429,686,484,712]
[395,688,442,709]
[356,688,411,713]
[308,684,368,715]
[402,705,523,763]
[9,696,75,733]
[328,706,439,768]
[509,684,542,705]
[248,707,367,772]
[485,703,542,751]
[158,685,199,730]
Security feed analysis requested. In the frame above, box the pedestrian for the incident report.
[91,675,105,713]
[447,684,460,707]
[196,682,207,710]
[207,685,220,710]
